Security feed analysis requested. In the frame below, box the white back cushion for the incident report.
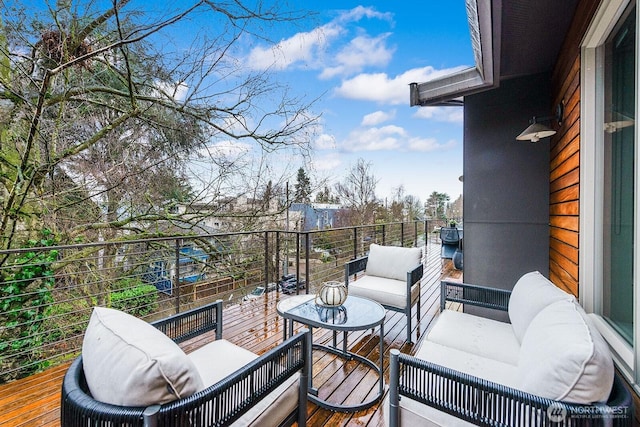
[508,271,575,342]
[365,244,422,281]
[82,307,203,406]
[518,300,614,404]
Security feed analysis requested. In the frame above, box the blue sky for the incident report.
[19,1,472,205]
[239,2,472,203]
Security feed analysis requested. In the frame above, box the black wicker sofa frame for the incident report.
[387,281,634,426]
[61,300,311,427]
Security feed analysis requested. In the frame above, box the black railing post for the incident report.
[414,221,418,247]
[382,224,386,246]
[296,233,301,294]
[305,233,310,294]
[276,231,281,284]
[424,219,428,245]
[264,231,269,285]
[353,228,358,259]
[401,222,405,247]
[174,238,181,314]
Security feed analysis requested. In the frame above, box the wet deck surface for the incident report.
[0,241,462,427]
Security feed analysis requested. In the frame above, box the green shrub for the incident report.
[112,277,144,291]
[0,230,57,382]
[320,251,334,263]
[43,299,92,343]
[110,284,158,317]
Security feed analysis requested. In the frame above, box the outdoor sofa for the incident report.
[386,271,633,426]
[61,300,310,427]
[344,243,423,343]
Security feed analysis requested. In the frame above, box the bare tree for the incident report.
[335,158,379,225]
[404,194,423,221]
[0,0,319,251]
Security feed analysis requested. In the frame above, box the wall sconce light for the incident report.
[516,103,564,143]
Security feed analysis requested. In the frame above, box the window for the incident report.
[581,0,638,380]
[602,7,636,344]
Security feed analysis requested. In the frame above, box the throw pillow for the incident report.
[82,306,204,406]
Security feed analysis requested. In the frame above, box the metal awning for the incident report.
[410,0,579,107]
[410,0,498,107]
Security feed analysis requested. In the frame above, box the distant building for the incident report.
[289,203,341,231]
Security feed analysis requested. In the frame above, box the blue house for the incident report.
[289,203,341,231]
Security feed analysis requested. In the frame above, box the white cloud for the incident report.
[247,23,341,70]
[343,125,406,152]
[413,106,463,123]
[314,133,336,150]
[310,152,342,171]
[335,5,394,23]
[334,65,468,105]
[361,110,396,126]
[154,81,189,102]
[320,33,394,79]
[408,137,457,152]
[245,6,394,75]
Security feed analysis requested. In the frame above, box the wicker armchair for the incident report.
[61,301,310,427]
[344,244,423,344]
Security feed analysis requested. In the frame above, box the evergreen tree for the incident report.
[294,168,311,203]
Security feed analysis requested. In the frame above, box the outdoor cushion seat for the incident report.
[424,309,520,365]
[347,275,421,310]
[187,338,301,426]
[414,340,520,388]
[345,243,423,343]
[62,300,310,427]
[386,271,632,426]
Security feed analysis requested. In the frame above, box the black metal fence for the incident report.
[0,220,443,383]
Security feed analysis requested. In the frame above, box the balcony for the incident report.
[0,220,462,426]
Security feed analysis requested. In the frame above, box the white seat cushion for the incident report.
[390,339,520,427]
[426,309,520,365]
[508,271,575,343]
[518,300,614,404]
[189,339,258,387]
[365,244,422,281]
[416,340,520,389]
[348,275,419,309]
[188,339,299,427]
[82,307,203,406]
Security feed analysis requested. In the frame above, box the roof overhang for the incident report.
[410,0,500,107]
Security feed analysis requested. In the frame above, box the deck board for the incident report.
[0,241,462,427]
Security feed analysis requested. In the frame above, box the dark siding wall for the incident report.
[463,73,551,319]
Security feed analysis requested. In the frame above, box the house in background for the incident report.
[412,0,639,405]
[289,202,341,231]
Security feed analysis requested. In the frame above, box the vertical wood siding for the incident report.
[549,0,600,296]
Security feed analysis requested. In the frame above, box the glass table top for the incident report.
[278,295,385,331]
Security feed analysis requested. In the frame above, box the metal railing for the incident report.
[0,219,445,383]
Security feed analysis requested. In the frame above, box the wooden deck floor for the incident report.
[0,241,462,427]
